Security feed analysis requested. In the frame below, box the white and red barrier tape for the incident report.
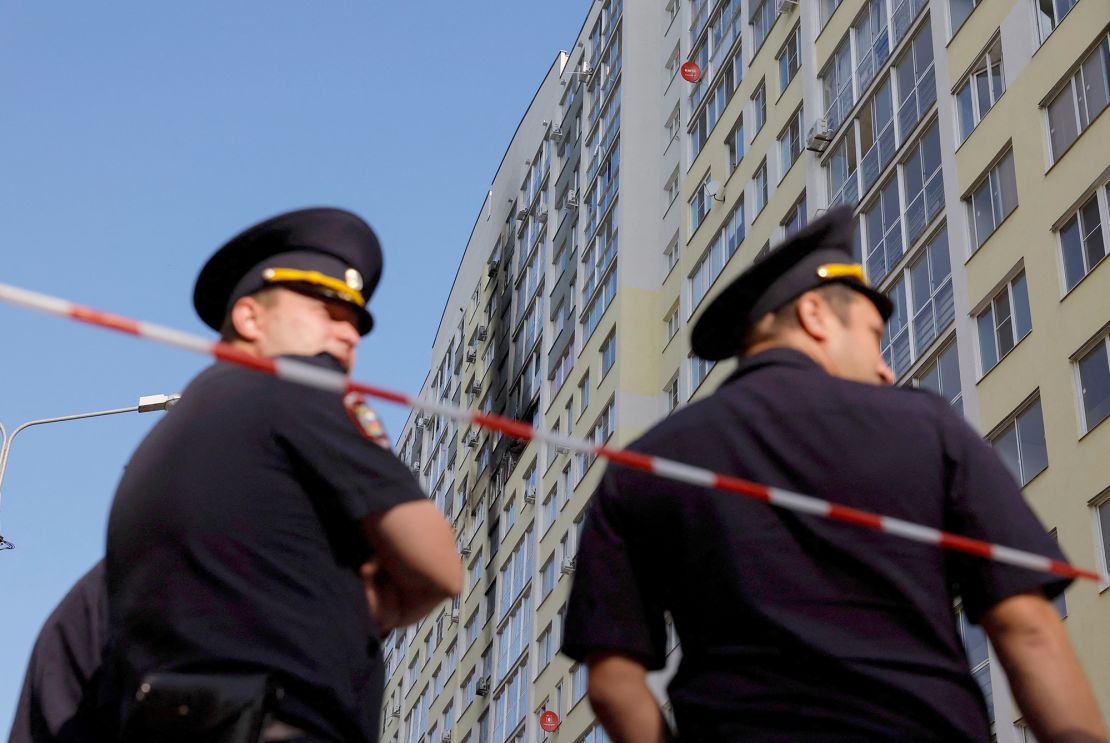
[0,281,1106,584]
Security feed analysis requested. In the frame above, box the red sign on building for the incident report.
[680,60,702,82]
[539,710,560,732]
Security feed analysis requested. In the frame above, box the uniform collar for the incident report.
[720,347,826,387]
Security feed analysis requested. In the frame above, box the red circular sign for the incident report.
[680,61,702,82]
[539,710,560,732]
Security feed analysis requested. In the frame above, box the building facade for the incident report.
[380,0,1109,741]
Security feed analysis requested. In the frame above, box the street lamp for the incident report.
[0,393,181,551]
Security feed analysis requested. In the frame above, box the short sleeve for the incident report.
[561,466,668,670]
[275,378,426,522]
[941,403,1071,622]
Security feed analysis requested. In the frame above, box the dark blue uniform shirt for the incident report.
[563,348,1069,741]
[105,354,424,743]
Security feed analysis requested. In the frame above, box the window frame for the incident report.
[1073,331,1110,436]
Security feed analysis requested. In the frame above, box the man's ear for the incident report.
[229,296,265,342]
[794,291,833,342]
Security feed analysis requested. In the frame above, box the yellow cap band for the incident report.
[816,263,870,287]
[262,268,366,307]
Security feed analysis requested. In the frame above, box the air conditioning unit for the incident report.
[450,608,460,623]
[460,543,472,557]
[465,433,480,449]
[776,0,798,13]
[547,124,564,141]
[535,210,548,224]
[414,414,426,429]
[468,381,483,395]
[411,460,422,472]
[487,259,500,278]
[442,733,453,743]
[561,557,577,575]
[565,189,579,208]
[476,326,489,342]
[476,676,491,696]
[466,350,477,363]
[515,207,529,221]
[805,119,833,152]
[523,487,537,505]
[389,705,400,719]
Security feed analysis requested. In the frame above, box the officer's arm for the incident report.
[981,590,1107,742]
[360,501,463,630]
[585,652,671,743]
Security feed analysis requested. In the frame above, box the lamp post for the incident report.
[0,393,181,550]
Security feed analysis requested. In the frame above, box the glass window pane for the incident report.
[1081,41,1110,120]
[1017,399,1048,483]
[1048,86,1079,159]
[1060,214,1087,291]
[972,182,995,247]
[1011,272,1032,340]
[997,152,1018,219]
[950,0,974,33]
[1099,502,1110,574]
[1078,342,1110,431]
[992,423,1021,483]
[939,343,961,403]
[964,620,989,666]
[978,308,998,371]
[1080,197,1106,272]
[957,82,976,140]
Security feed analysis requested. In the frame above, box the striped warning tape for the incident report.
[0,281,1105,584]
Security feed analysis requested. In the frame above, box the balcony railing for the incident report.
[897,64,936,140]
[912,278,954,356]
[860,121,897,195]
[903,170,943,246]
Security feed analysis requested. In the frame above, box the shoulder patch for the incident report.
[343,392,392,449]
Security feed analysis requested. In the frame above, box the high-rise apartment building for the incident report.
[380,0,1109,741]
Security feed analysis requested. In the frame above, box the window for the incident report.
[468,550,484,592]
[572,663,589,704]
[822,38,854,131]
[1076,334,1110,433]
[664,304,680,344]
[664,237,680,272]
[578,372,590,414]
[663,169,680,208]
[882,229,954,377]
[591,399,616,445]
[778,108,803,176]
[752,81,767,133]
[690,353,717,392]
[541,556,556,597]
[895,24,936,141]
[990,397,1048,486]
[901,121,943,247]
[777,27,800,91]
[727,115,745,171]
[827,134,859,209]
[688,199,745,311]
[690,174,712,234]
[968,149,1018,250]
[949,0,979,35]
[538,624,554,670]
[853,0,890,92]
[1046,37,1110,162]
[753,160,768,215]
[820,0,844,26]
[1095,494,1110,586]
[1059,187,1108,292]
[864,175,903,283]
[751,0,775,51]
[665,375,680,412]
[782,193,807,236]
[976,270,1032,373]
[956,37,1005,142]
[915,340,963,411]
[600,331,616,376]
[664,44,680,86]
[956,605,994,725]
[857,77,896,196]
[1034,0,1079,43]
[582,266,617,341]
[665,106,681,151]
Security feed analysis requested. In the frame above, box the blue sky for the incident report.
[0,2,588,731]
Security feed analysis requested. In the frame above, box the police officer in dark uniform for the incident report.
[101,208,462,742]
[9,561,106,743]
[561,207,1106,741]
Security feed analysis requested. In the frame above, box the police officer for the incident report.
[102,208,462,742]
[9,561,106,743]
[561,207,1106,741]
